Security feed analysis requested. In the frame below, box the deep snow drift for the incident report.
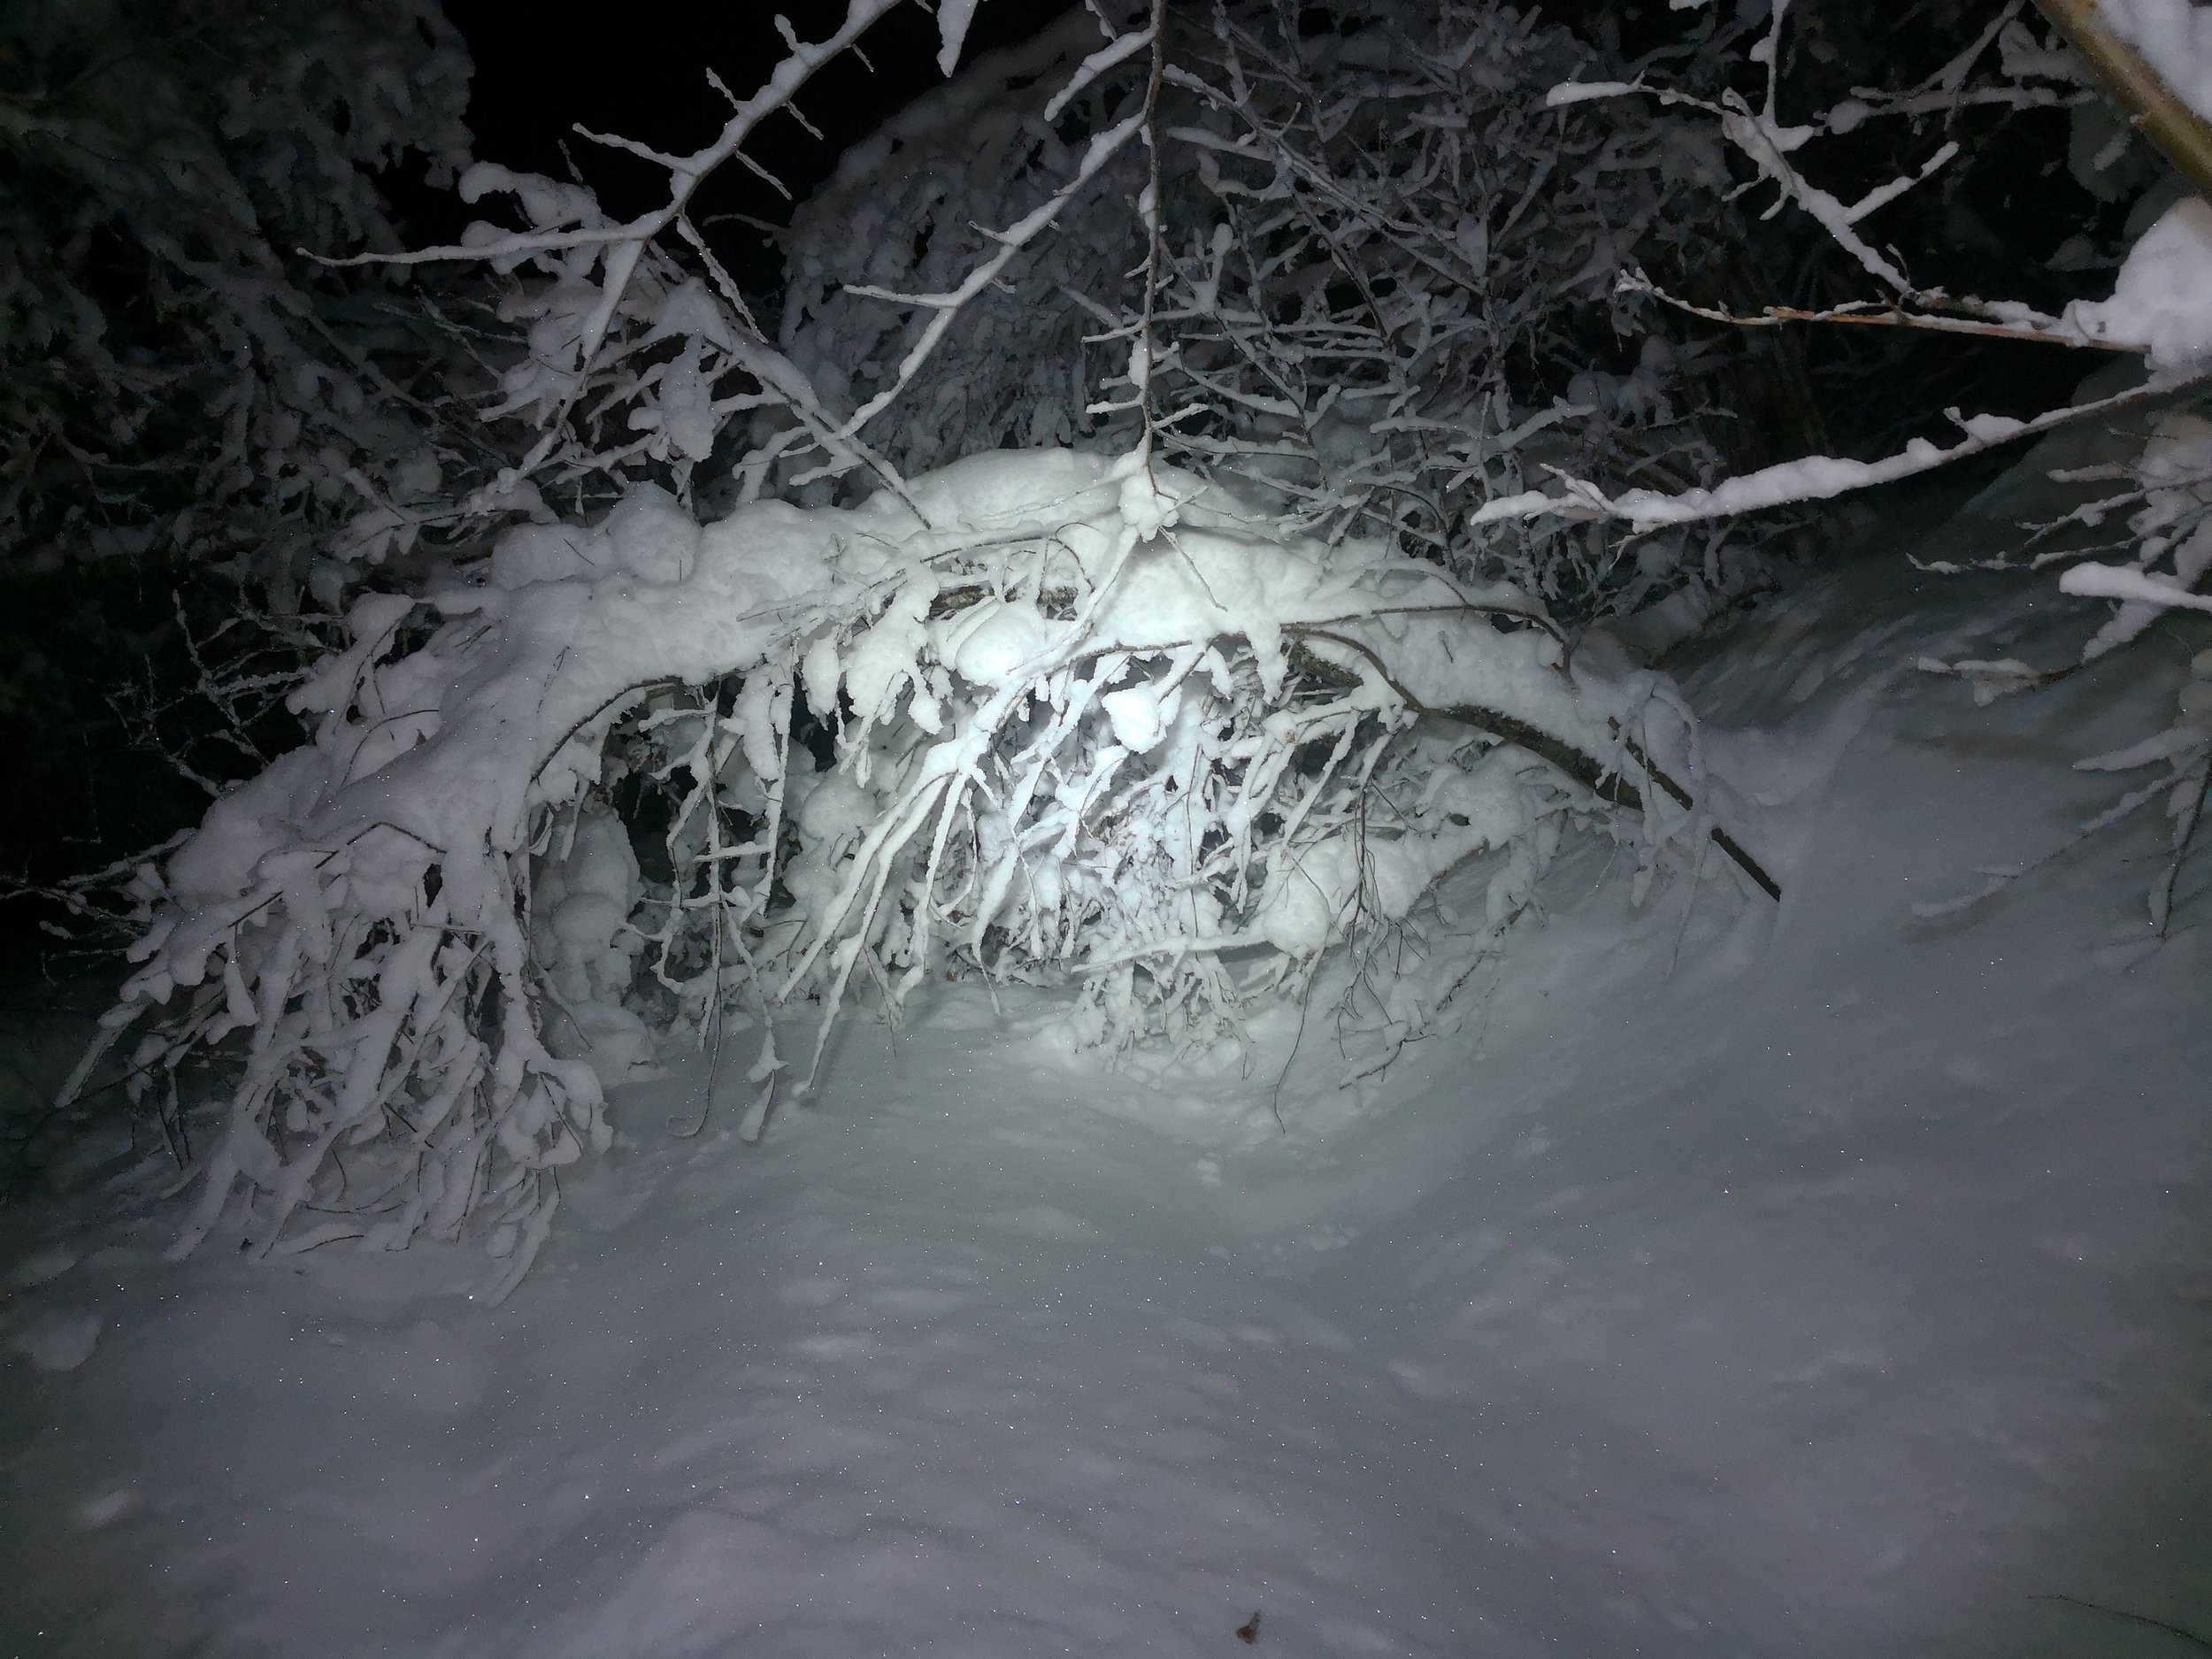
[1,466,2208,1657]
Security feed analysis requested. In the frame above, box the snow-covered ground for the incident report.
[3,464,2208,1658]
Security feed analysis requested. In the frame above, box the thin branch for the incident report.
[1286,626,1781,900]
[1477,370,2212,534]
[1617,270,2131,352]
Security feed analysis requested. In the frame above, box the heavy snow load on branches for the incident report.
[2062,196,2212,369]
[72,447,1718,1297]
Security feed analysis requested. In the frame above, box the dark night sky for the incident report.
[433,0,1082,290]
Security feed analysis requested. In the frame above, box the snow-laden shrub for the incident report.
[63,446,1740,1295]
[43,0,1808,1295]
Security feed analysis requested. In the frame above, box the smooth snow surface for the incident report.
[4,474,2210,1655]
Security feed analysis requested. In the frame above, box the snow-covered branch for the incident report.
[1477,366,2210,533]
[85,448,1737,1293]
[1613,269,2139,352]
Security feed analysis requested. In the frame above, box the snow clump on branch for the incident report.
[67,446,1731,1296]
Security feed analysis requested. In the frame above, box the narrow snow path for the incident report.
[3,541,2208,1659]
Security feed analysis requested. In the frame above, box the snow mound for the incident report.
[2064,196,2212,369]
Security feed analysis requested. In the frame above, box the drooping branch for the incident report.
[1475,369,2212,534]
[836,58,1155,447]
[1286,626,1781,902]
